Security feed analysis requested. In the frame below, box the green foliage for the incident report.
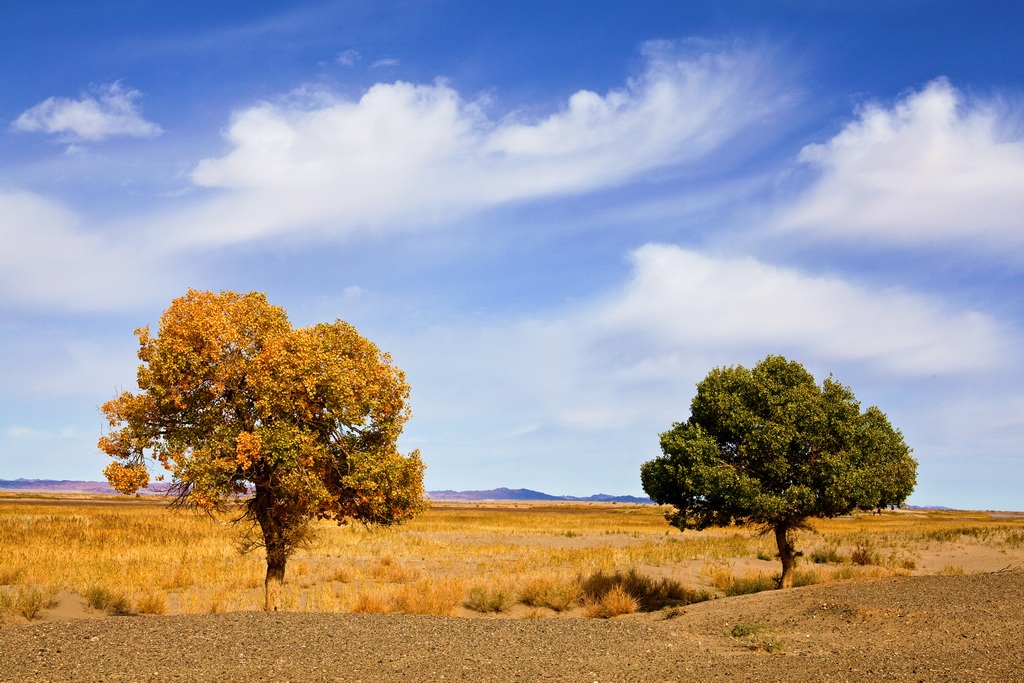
[641,355,917,586]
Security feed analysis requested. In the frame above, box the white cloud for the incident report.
[175,42,791,246]
[598,244,1004,376]
[0,189,174,311]
[370,58,400,68]
[337,49,361,66]
[12,82,163,141]
[776,78,1024,251]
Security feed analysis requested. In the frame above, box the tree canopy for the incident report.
[641,355,916,588]
[100,289,427,609]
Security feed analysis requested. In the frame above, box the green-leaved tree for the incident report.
[100,290,428,610]
[641,355,916,588]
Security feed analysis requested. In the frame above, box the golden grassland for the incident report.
[1,495,1022,622]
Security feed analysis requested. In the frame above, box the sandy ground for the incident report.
[1,570,1022,682]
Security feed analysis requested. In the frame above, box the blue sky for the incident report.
[2,1,1023,508]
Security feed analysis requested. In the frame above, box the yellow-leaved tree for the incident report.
[99,289,428,610]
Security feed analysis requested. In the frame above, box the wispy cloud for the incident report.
[776,78,1024,253]
[174,42,792,246]
[337,49,361,66]
[11,82,163,142]
[0,190,176,311]
[370,58,400,68]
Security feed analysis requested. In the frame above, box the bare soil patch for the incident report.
[2,570,1021,682]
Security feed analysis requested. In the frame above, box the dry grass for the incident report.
[1,496,1022,620]
[582,585,639,618]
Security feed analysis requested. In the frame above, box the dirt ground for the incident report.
[1,570,1021,682]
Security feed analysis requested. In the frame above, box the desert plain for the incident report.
[1,496,1023,681]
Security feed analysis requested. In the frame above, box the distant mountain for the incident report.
[0,479,170,494]
[427,487,654,504]
[0,479,653,503]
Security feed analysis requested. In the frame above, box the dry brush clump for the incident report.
[579,568,712,616]
[0,585,58,621]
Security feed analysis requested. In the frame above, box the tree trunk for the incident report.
[265,555,286,612]
[775,523,796,589]
[254,482,289,612]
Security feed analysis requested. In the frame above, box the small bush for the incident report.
[14,585,57,620]
[810,546,844,564]
[939,564,965,576]
[582,585,639,618]
[464,585,514,613]
[850,545,878,566]
[580,569,711,611]
[731,622,784,653]
[391,579,463,616]
[350,589,391,614]
[724,573,775,596]
[792,568,823,587]
[731,622,763,638]
[136,591,167,615]
[83,585,134,615]
[518,576,582,612]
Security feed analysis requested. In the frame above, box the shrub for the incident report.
[350,589,391,614]
[792,568,823,587]
[724,573,775,596]
[83,585,135,615]
[391,579,463,616]
[518,576,582,612]
[730,622,784,653]
[731,622,763,637]
[464,585,514,613]
[580,569,711,611]
[810,546,844,564]
[14,585,57,620]
[850,545,878,566]
[582,585,639,618]
[136,591,167,615]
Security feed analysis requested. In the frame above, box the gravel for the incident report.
[2,571,1022,682]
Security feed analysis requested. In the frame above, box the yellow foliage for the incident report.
[235,432,262,469]
[102,462,149,495]
[97,290,428,609]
